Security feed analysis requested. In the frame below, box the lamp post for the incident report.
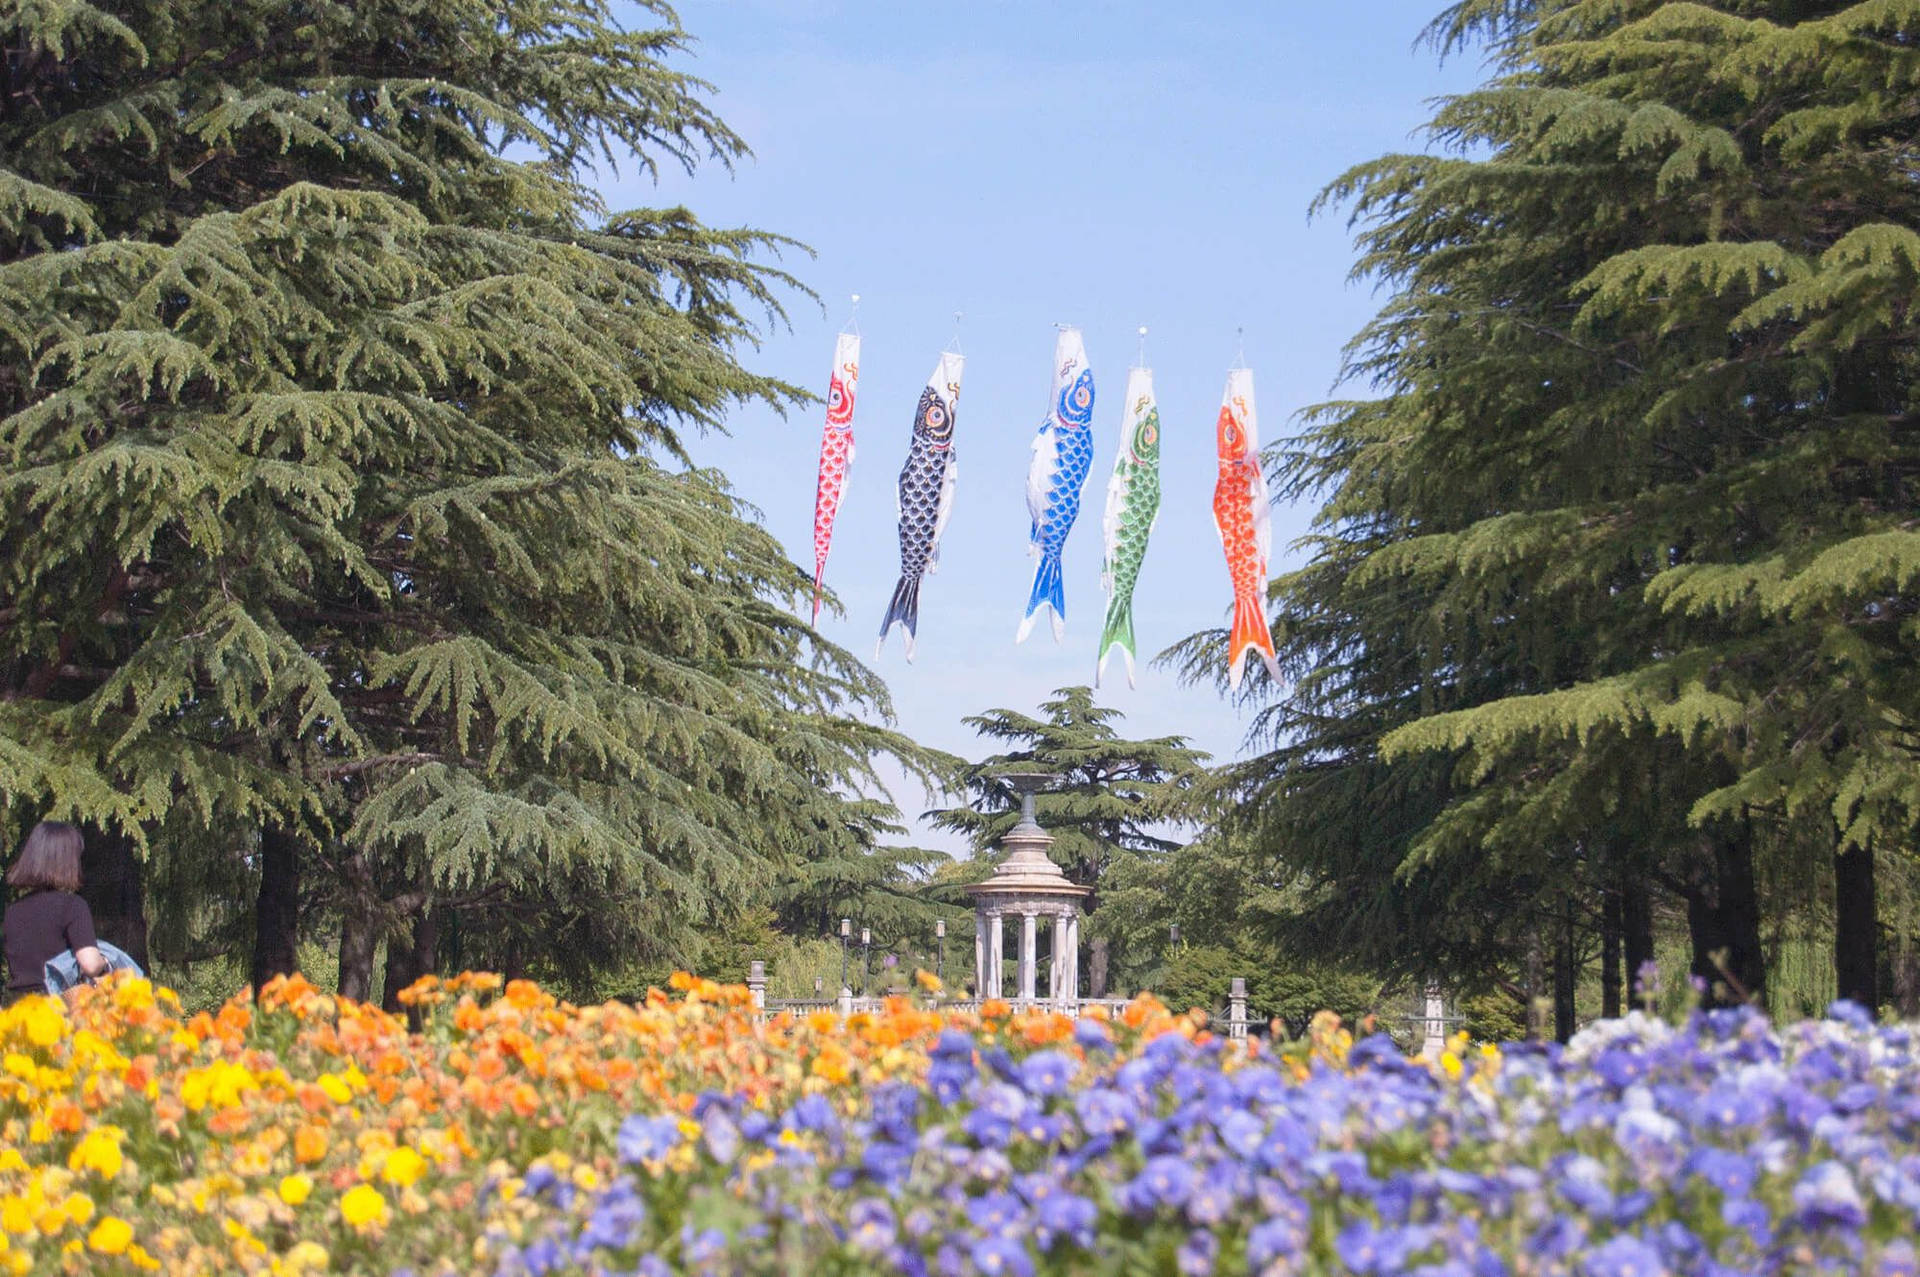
[935,918,946,984]
[860,927,872,996]
[839,918,851,993]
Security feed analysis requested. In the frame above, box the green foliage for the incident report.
[0,0,939,990]
[1155,942,1381,1036]
[927,686,1208,891]
[1154,944,1242,1019]
[1458,991,1526,1044]
[1173,0,1920,1006]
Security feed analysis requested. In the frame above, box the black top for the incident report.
[4,890,96,995]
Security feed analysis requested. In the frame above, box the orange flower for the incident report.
[46,1099,84,1134]
[294,1125,329,1165]
[207,1106,251,1136]
[809,1044,852,1086]
[503,981,545,1010]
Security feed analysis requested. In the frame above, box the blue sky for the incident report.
[602,1,1484,850]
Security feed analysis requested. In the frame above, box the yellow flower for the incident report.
[13,1000,63,1049]
[1439,1050,1463,1080]
[69,1031,128,1074]
[109,979,156,1015]
[278,1174,313,1207]
[315,1074,352,1105]
[283,1240,329,1271]
[338,1184,387,1229]
[68,1126,125,1179]
[380,1147,427,1189]
[87,1217,132,1256]
[60,1192,93,1227]
[0,1198,30,1235]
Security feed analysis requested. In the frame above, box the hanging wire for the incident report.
[945,310,964,356]
[1135,325,1149,369]
[841,293,861,336]
[1231,326,1249,370]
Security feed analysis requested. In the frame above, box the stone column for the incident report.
[988,913,1004,999]
[974,924,986,1000]
[1019,911,1037,1002]
[1050,914,1068,1003]
[1421,982,1447,1061]
[1064,914,1079,1003]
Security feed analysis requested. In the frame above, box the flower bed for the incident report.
[2,973,1918,1275]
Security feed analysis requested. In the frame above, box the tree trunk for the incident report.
[1685,830,1766,1009]
[1714,829,1766,1007]
[1523,922,1546,1041]
[337,909,378,1004]
[1553,895,1576,1043]
[380,929,417,1013]
[1893,943,1920,1021]
[1601,888,1623,1020]
[1833,840,1877,1016]
[250,823,301,990]
[1089,936,1110,1000]
[381,909,437,1014]
[1621,874,1654,1003]
[80,828,148,969]
[1683,886,1724,1005]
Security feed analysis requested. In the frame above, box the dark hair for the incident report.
[6,821,84,892]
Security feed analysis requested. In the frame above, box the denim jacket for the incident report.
[43,940,143,995]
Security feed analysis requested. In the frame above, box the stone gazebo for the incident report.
[966,774,1089,1005]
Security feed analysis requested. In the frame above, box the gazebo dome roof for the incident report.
[964,791,1090,902]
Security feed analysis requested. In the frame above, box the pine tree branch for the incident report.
[316,753,444,780]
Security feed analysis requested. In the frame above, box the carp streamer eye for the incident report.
[923,394,952,443]
[1057,369,1095,426]
[826,377,853,426]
